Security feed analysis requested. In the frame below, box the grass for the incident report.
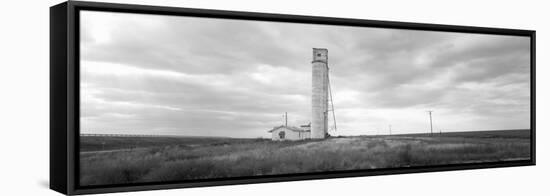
[79,136,261,152]
[79,129,531,186]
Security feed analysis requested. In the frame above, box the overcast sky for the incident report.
[80,11,531,138]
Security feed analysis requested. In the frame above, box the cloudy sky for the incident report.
[80,11,531,138]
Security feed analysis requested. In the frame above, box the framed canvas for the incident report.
[50,1,536,195]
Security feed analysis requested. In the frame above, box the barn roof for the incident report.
[267,125,311,133]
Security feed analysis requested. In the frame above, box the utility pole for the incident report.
[389,125,392,136]
[285,112,288,127]
[427,110,433,136]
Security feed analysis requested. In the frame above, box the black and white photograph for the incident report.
[78,10,532,187]
[3,0,550,195]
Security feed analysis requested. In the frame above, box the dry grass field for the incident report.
[79,129,530,186]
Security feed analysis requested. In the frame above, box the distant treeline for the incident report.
[80,135,266,152]
[80,133,226,138]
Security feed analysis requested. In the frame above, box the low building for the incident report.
[268,125,311,141]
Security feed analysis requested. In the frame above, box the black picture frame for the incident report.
[50,1,536,195]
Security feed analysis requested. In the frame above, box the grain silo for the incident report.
[311,48,329,139]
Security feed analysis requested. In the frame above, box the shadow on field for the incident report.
[38,179,49,188]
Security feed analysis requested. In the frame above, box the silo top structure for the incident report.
[311,48,329,139]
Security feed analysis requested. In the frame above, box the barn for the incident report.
[268,125,311,141]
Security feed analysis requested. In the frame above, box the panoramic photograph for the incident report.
[79,10,531,186]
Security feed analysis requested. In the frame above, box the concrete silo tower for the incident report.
[311,48,329,139]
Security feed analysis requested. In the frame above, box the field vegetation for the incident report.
[79,129,531,186]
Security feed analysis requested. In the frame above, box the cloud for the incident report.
[80,11,531,137]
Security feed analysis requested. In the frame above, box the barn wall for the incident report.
[297,131,311,140]
[271,128,306,141]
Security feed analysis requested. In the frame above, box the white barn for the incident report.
[268,125,311,141]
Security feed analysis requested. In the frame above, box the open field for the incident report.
[79,129,531,186]
[80,136,258,152]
